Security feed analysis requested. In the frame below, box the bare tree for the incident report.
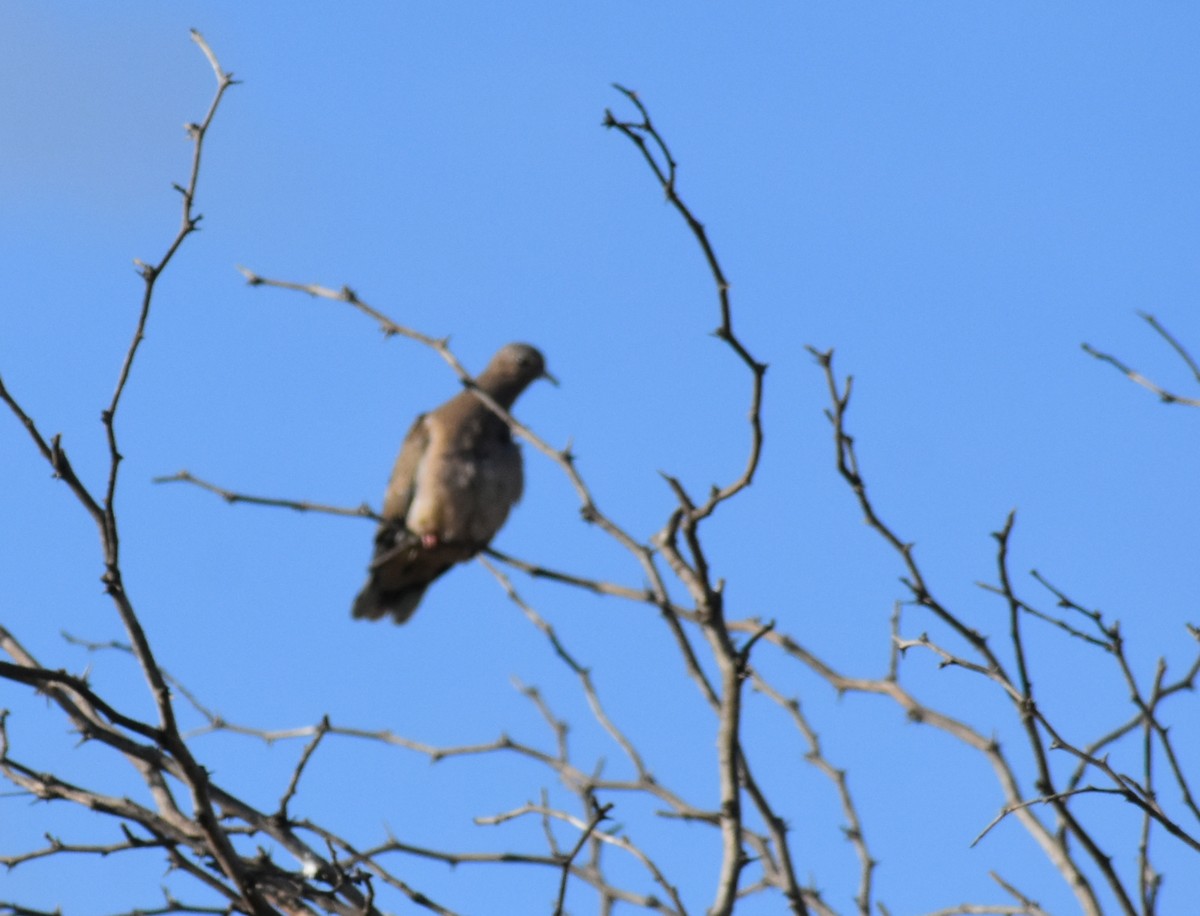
[2,34,1197,916]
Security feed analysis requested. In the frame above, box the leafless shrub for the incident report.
[2,35,1196,916]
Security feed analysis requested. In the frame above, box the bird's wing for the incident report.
[381,412,430,523]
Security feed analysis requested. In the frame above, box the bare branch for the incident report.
[605,84,768,519]
[751,675,875,916]
[1081,313,1200,407]
[153,470,379,521]
[277,716,332,822]
[552,800,614,916]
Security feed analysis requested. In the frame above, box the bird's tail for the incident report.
[351,581,430,625]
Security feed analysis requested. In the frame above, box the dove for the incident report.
[351,343,553,623]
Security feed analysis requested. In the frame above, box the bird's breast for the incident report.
[407,440,523,546]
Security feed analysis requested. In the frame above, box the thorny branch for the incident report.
[603,84,767,520]
[606,87,798,916]
[0,34,375,916]
[801,345,1199,915]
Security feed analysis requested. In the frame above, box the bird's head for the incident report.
[477,342,556,406]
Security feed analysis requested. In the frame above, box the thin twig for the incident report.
[605,84,767,522]
[553,800,614,916]
[153,470,379,520]
[1081,312,1200,407]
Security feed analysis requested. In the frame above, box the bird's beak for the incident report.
[541,369,560,387]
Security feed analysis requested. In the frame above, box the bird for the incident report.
[351,343,554,624]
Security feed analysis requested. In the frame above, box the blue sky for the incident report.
[2,4,1198,914]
